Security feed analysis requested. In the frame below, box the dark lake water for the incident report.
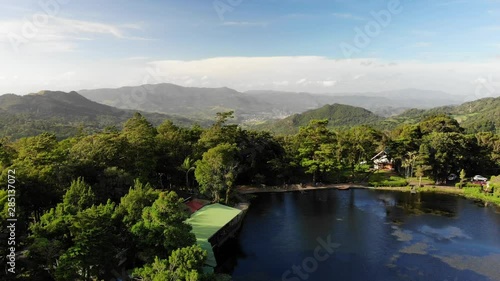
[220,189,500,281]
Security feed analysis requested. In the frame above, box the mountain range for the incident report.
[0,83,497,139]
[0,90,201,139]
[78,84,464,121]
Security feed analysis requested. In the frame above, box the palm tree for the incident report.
[406,151,419,178]
[402,158,411,178]
[180,157,195,188]
[415,165,424,187]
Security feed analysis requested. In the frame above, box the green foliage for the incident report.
[0,91,201,140]
[369,172,408,187]
[455,183,482,188]
[1,106,499,280]
[55,201,119,281]
[198,111,239,150]
[115,179,159,228]
[419,115,464,134]
[62,178,96,215]
[132,245,207,281]
[131,191,195,261]
[370,180,409,188]
[297,120,336,182]
[195,143,239,203]
[122,112,158,181]
[257,104,383,134]
[463,186,500,205]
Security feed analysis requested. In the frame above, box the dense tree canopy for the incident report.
[1,111,499,280]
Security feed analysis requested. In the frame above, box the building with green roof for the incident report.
[185,203,245,272]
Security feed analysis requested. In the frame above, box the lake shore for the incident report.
[236,184,500,207]
[237,184,454,194]
[236,183,357,194]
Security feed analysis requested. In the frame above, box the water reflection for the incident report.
[222,189,500,281]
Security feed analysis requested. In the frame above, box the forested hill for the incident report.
[381,96,500,133]
[254,104,384,134]
[79,83,462,121]
[0,91,203,139]
[79,83,270,121]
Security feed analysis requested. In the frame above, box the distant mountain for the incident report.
[383,96,500,133]
[245,88,462,117]
[251,96,499,135]
[79,84,462,121]
[0,91,203,139]
[253,104,384,134]
[79,83,270,121]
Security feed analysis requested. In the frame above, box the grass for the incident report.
[462,187,500,206]
[368,170,408,187]
[367,171,500,206]
[406,176,435,186]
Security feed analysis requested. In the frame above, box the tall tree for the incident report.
[131,191,195,261]
[122,113,158,181]
[296,120,335,183]
[195,143,240,203]
[56,201,120,281]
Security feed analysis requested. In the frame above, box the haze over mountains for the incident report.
[0,83,497,139]
[78,83,464,121]
[0,90,198,139]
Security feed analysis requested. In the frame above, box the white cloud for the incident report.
[1,56,500,97]
[273,80,290,86]
[332,13,366,21]
[0,17,148,53]
[296,78,308,85]
[322,80,337,87]
[474,77,487,84]
[148,56,500,96]
[353,74,365,80]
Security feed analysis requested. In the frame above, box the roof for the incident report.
[185,203,243,268]
[185,199,206,213]
[371,150,387,161]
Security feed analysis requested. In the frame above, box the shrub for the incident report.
[460,183,483,188]
[370,180,409,187]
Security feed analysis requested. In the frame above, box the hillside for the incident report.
[380,96,500,133]
[79,83,462,121]
[0,91,203,139]
[79,83,270,121]
[253,104,384,134]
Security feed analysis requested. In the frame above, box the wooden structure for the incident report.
[371,150,394,170]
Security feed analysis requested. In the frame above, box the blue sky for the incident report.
[0,0,499,96]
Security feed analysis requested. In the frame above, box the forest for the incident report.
[1,111,500,280]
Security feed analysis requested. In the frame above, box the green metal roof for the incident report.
[186,203,243,269]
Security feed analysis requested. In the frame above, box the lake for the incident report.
[219,189,500,281]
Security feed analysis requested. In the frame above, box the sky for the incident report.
[0,0,499,99]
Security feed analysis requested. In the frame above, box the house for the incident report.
[371,150,393,170]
